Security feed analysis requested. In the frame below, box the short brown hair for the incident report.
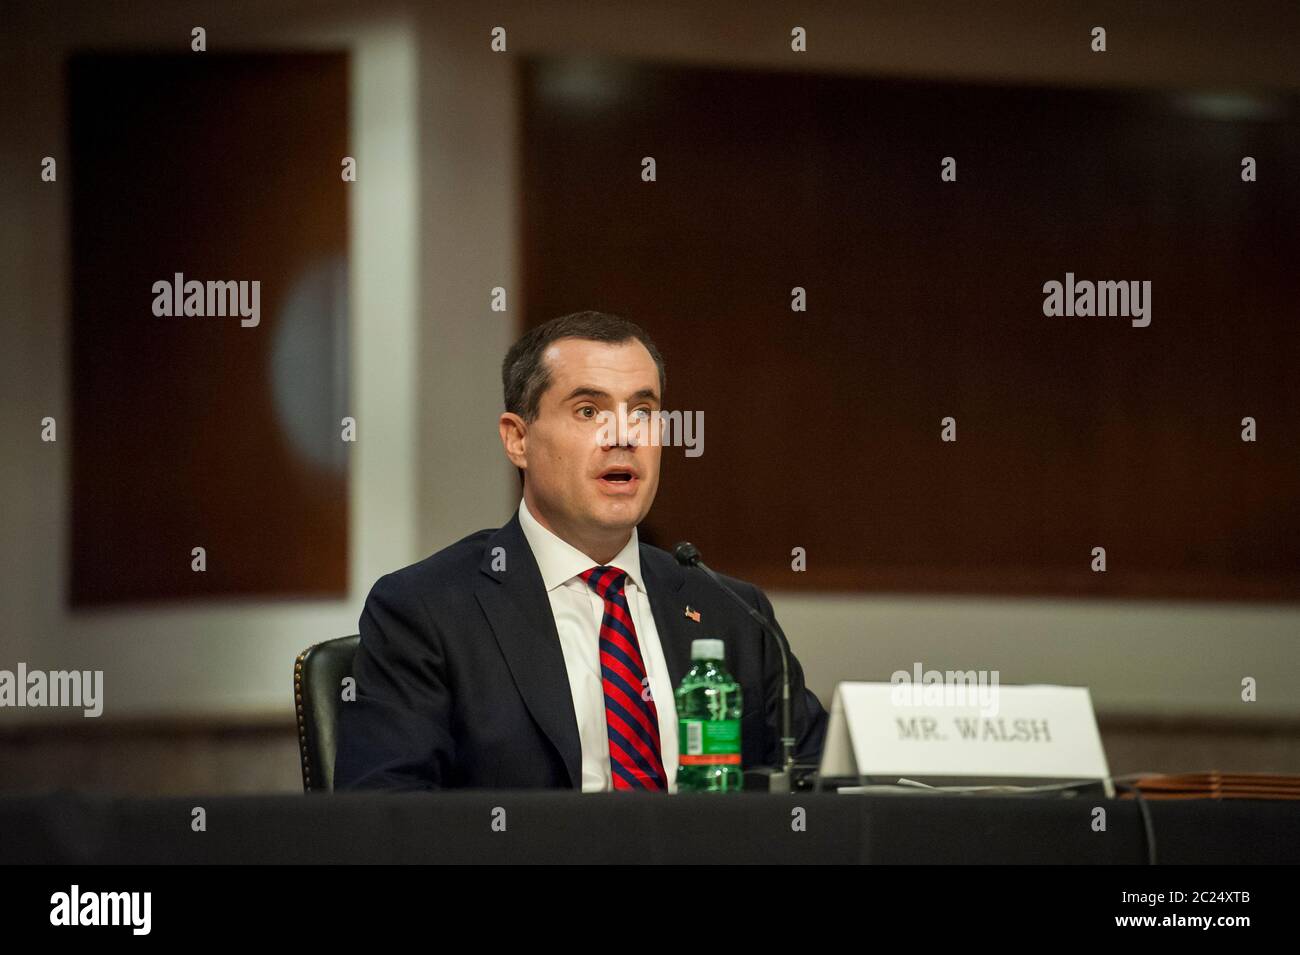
[502,310,666,423]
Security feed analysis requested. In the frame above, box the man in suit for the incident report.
[334,310,828,791]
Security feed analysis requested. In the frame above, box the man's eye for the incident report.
[578,406,596,419]
[632,408,652,421]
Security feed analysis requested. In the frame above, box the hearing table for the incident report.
[3,789,1297,864]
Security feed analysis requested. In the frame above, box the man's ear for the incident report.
[499,412,528,470]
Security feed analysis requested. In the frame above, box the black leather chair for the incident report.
[294,634,359,792]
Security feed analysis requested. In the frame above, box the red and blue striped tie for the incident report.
[580,565,668,791]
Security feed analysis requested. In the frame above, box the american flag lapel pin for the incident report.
[684,605,701,623]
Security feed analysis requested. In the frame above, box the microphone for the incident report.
[672,542,796,793]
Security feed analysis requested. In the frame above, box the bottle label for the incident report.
[679,718,741,765]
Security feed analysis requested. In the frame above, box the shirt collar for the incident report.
[517,497,645,594]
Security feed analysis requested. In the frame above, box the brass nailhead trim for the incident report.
[294,647,313,792]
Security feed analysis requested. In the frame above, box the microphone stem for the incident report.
[695,561,796,784]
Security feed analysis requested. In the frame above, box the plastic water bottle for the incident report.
[675,638,744,792]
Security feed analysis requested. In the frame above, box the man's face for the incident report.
[500,337,663,549]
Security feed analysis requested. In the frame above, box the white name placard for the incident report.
[819,682,1111,795]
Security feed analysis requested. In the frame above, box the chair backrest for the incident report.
[294,634,360,793]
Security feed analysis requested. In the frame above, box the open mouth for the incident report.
[597,467,639,491]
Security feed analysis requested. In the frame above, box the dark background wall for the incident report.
[68,53,350,606]
[522,61,1300,601]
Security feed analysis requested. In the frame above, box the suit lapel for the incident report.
[640,545,694,689]
[472,519,699,789]
[474,513,582,788]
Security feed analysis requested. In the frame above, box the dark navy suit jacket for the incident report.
[334,511,829,790]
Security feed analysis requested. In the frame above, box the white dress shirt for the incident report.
[517,497,680,793]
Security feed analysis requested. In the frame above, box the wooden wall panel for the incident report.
[521,60,1300,600]
[68,53,349,605]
